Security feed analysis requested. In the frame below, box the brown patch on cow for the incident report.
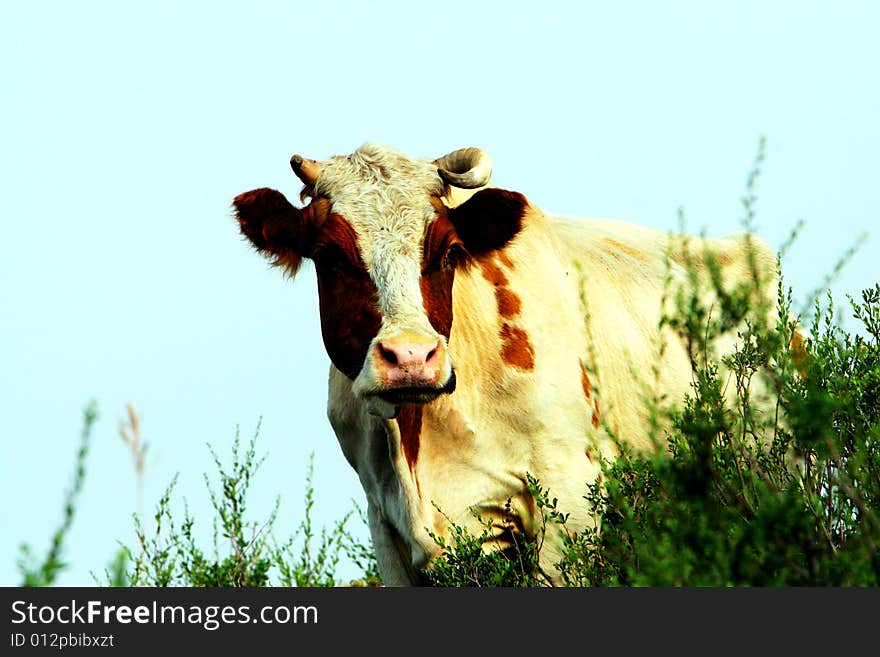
[397,404,423,471]
[579,360,593,400]
[311,213,362,262]
[479,255,535,369]
[585,448,595,464]
[500,323,535,371]
[480,255,522,318]
[579,360,600,428]
[602,237,649,263]
[497,251,515,270]
[478,259,510,288]
[313,214,382,380]
[495,287,522,318]
[421,208,463,339]
[420,271,455,338]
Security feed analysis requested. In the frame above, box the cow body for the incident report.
[234,144,779,585]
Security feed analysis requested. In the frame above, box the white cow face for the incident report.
[234,143,527,419]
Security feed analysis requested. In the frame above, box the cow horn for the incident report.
[433,147,492,189]
[290,154,322,186]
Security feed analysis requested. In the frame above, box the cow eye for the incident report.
[443,244,467,270]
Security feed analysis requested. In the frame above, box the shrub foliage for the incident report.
[123,426,379,587]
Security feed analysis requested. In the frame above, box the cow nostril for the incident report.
[426,346,438,363]
[378,342,398,366]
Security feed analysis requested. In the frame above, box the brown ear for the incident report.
[447,188,528,256]
[233,187,322,276]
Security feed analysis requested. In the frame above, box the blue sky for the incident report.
[2,1,878,586]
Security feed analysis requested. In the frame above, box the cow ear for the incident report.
[447,188,528,256]
[233,187,317,276]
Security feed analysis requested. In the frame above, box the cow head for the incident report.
[233,143,527,418]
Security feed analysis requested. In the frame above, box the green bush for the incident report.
[124,424,379,587]
[548,283,880,587]
[17,402,98,587]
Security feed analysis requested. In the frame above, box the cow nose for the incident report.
[377,339,440,369]
[374,336,445,387]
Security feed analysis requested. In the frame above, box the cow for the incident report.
[232,143,781,585]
